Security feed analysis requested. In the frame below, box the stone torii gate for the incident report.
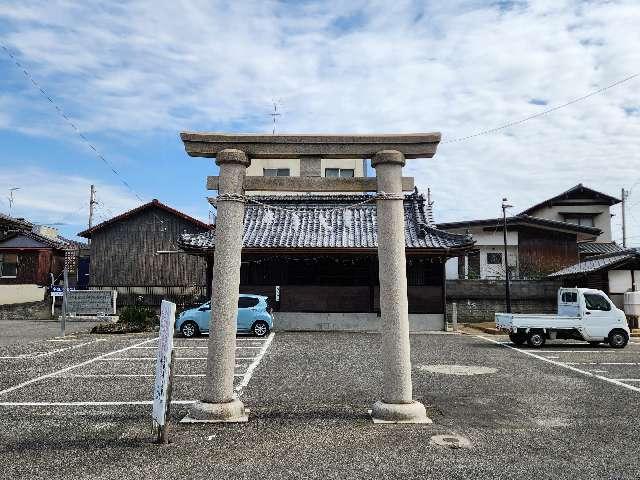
[180,133,441,424]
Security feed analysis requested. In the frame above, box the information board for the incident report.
[152,300,176,427]
[65,290,115,315]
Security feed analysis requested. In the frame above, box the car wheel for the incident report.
[608,329,629,349]
[252,320,270,337]
[526,330,546,348]
[509,332,527,346]
[180,321,199,338]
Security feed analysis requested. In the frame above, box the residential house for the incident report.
[78,199,212,306]
[0,222,78,304]
[439,184,621,280]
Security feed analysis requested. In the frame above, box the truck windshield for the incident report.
[584,294,611,311]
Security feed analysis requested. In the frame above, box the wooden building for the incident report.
[78,199,211,306]
[549,248,640,309]
[179,191,474,331]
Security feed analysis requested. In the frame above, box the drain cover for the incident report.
[417,364,498,376]
[430,434,471,449]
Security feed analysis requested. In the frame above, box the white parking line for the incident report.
[477,335,640,394]
[0,340,104,360]
[57,373,244,378]
[235,332,275,395]
[0,337,157,398]
[564,362,638,366]
[613,378,640,382]
[0,400,197,407]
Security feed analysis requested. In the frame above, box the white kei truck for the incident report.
[495,288,630,349]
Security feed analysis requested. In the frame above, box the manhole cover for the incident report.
[417,364,498,376]
[430,434,471,449]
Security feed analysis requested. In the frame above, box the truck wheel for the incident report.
[509,333,526,346]
[527,330,546,348]
[608,330,629,349]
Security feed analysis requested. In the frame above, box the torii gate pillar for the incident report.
[180,133,440,424]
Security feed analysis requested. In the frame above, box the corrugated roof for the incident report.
[78,199,211,238]
[179,192,474,252]
[548,248,640,277]
[578,242,626,256]
[0,230,74,251]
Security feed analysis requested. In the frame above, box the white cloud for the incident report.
[0,0,639,244]
[0,168,140,237]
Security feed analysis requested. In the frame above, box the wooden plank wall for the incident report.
[89,206,207,287]
[518,227,579,278]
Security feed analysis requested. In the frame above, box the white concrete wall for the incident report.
[527,203,612,242]
[246,158,301,177]
[320,158,366,177]
[272,312,444,332]
[0,284,46,305]
[608,269,640,294]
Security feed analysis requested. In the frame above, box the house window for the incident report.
[263,168,290,177]
[0,253,18,278]
[325,168,354,178]
[563,216,595,227]
[487,252,503,265]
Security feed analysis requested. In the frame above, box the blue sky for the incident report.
[0,0,639,245]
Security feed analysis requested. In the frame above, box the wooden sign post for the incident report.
[152,300,176,444]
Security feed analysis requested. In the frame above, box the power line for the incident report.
[443,72,640,144]
[1,43,145,203]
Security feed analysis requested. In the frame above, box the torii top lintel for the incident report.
[179,132,441,159]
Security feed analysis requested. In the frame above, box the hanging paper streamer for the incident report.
[261,209,275,227]
[290,211,301,232]
[319,211,331,231]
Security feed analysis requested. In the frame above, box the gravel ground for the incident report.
[0,331,639,479]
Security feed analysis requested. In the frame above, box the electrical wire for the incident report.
[443,72,640,144]
[1,43,145,203]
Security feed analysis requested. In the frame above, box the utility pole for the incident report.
[88,184,97,243]
[502,198,513,313]
[621,188,628,248]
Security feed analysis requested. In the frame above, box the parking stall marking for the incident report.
[0,333,274,406]
[477,335,640,394]
[0,337,158,397]
[0,339,105,360]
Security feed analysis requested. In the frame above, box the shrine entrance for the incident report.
[180,133,441,424]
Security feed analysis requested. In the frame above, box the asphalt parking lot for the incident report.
[0,331,639,479]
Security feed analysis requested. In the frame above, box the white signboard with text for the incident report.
[152,300,176,427]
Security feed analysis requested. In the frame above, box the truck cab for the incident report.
[496,288,630,348]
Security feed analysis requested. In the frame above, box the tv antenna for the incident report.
[268,100,281,134]
[7,187,19,216]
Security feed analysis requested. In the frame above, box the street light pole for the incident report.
[502,198,513,313]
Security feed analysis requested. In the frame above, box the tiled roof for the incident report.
[548,248,640,277]
[520,183,621,215]
[78,199,211,238]
[0,212,33,231]
[578,242,626,256]
[179,192,474,252]
[437,214,601,235]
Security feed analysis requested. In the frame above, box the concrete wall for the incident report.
[446,279,562,323]
[0,284,45,305]
[273,312,444,332]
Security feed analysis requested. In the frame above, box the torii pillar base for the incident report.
[181,398,248,424]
